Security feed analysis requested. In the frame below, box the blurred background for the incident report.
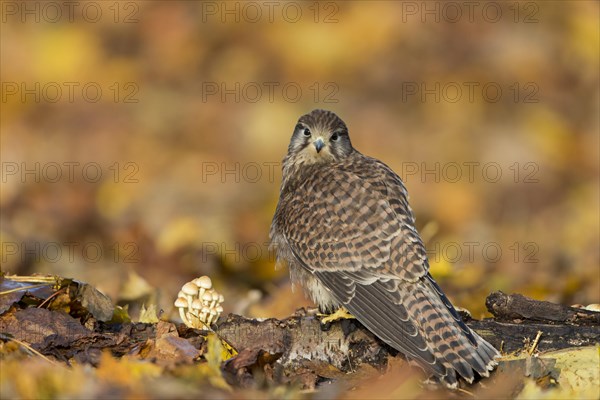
[1,1,598,320]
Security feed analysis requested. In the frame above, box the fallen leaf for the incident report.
[76,283,114,322]
[148,336,200,366]
[0,308,89,347]
[139,303,159,324]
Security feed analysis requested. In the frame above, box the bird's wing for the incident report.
[280,158,428,281]
[280,158,497,385]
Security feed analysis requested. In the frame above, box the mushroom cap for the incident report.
[201,306,210,315]
[218,294,225,303]
[174,297,188,308]
[202,291,213,302]
[215,305,224,313]
[211,291,220,301]
[193,276,212,289]
[585,304,600,312]
[191,299,203,310]
[182,282,198,295]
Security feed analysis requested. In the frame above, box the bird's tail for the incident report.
[404,275,500,388]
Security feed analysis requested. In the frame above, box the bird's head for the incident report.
[286,109,353,165]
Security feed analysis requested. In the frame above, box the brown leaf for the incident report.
[223,347,283,388]
[0,308,89,347]
[155,320,178,339]
[76,283,114,322]
[0,279,54,314]
[147,336,200,366]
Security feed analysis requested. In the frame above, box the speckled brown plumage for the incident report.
[270,109,499,388]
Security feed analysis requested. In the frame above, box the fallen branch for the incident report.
[212,298,599,373]
[485,291,600,325]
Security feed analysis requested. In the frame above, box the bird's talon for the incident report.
[318,307,356,324]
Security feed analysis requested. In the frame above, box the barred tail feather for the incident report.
[405,276,500,387]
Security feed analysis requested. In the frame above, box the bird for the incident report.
[269,109,499,388]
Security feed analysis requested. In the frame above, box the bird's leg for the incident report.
[318,306,356,323]
[304,306,320,316]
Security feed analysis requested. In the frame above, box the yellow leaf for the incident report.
[514,346,600,399]
[197,333,234,392]
[139,304,159,324]
[110,305,131,324]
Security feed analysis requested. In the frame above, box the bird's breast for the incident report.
[289,263,340,312]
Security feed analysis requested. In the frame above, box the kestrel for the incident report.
[270,109,499,387]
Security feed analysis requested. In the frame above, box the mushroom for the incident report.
[181,282,199,312]
[189,299,205,328]
[206,308,218,326]
[214,305,224,324]
[191,298,203,316]
[174,276,224,330]
[200,306,210,326]
[201,291,213,308]
[174,297,190,326]
[210,291,220,309]
[193,276,213,299]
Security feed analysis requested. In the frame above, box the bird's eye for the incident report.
[302,128,311,137]
[330,133,339,141]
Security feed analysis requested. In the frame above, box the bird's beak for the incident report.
[314,138,325,153]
